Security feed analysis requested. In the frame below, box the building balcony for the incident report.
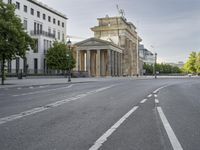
[30,30,55,38]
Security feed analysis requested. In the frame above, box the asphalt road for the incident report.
[0,77,200,150]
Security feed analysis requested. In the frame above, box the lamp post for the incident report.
[154,52,157,79]
[67,39,72,82]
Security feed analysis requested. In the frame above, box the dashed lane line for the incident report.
[157,107,183,150]
[0,84,116,125]
[153,85,168,93]
[155,99,159,104]
[89,106,139,150]
[140,99,147,104]
[154,94,158,98]
[89,85,169,150]
[12,84,74,97]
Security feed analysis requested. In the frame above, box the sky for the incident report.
[39,0,200,63]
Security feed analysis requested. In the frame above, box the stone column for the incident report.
[115,51,118,76]
[76,50,80,71]
[101,51,105,76]
[96,50,101,77]
[120,53,123,76]
[80,51,84,71]
[112,50,115,76]
[117,52,119,76]
[107,50,111,76]
[86,50,91,76]
[79,51,82,71]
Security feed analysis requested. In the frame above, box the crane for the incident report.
[116,4,125,18]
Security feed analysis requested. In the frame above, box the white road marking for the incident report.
[29,86,34,89]
[154,94,158,98]
[155,99,159,104]
[39,85,48,88]
[0,84,116,125]
[12,84,74,97]
[89,106,139,150]
[157,107,183,150]
[153,85,168,93]
[148,94,152,98]
[17,87,22,90]
[140,99,147,104]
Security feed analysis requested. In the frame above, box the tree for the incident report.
[195,52,200,74]
[143,63,181,75]
[46,41,76,72]
[183,52,197,74]
[143,63,153,75]
[0,1,34,85]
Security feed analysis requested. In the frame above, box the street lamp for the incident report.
[67,39,72,82]
[154,53,157,79]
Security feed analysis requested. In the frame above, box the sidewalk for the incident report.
[0,77,102,88]
[0,76,150,88]
[0,75,196,89]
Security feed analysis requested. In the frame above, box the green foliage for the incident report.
[143,63,153,74]
[0,1,34,59]
[183,52,197,73]
[195,52,200,74]
[183,51,200,74]
[0,0,34,84]
[46,41,76,71]
[143,63,181,75]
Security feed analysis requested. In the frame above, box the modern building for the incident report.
[3,0,67,74]
[139,44,155,75]
[139,44,155,65]
[75,16,142,77]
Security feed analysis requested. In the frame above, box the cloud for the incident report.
[39,0,200,62]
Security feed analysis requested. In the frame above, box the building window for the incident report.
[62,22,64,28]
[23,19,27,30]
[53,29,56,37]
[31,8,34,15]
[43,59,46,74]
[37,11,40,18]
[34,58,38,74]
[48,16,51,22]
[58,31,60,40]
[24,5,27,12]
[8,0,12,4]
[58,20,60,26]
[40,24,43,33]
[62,33,65,42]
[43,14,46,20]
[23,57,27,74]
[33,39,38,53]
[44,39,47,54]
[7,60,12,73]
[48,28,51,34]
[16,2,20,10]
[53,18,56,24]
[16,57,20,74]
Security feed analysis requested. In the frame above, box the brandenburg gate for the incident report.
[75,38,123,77]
